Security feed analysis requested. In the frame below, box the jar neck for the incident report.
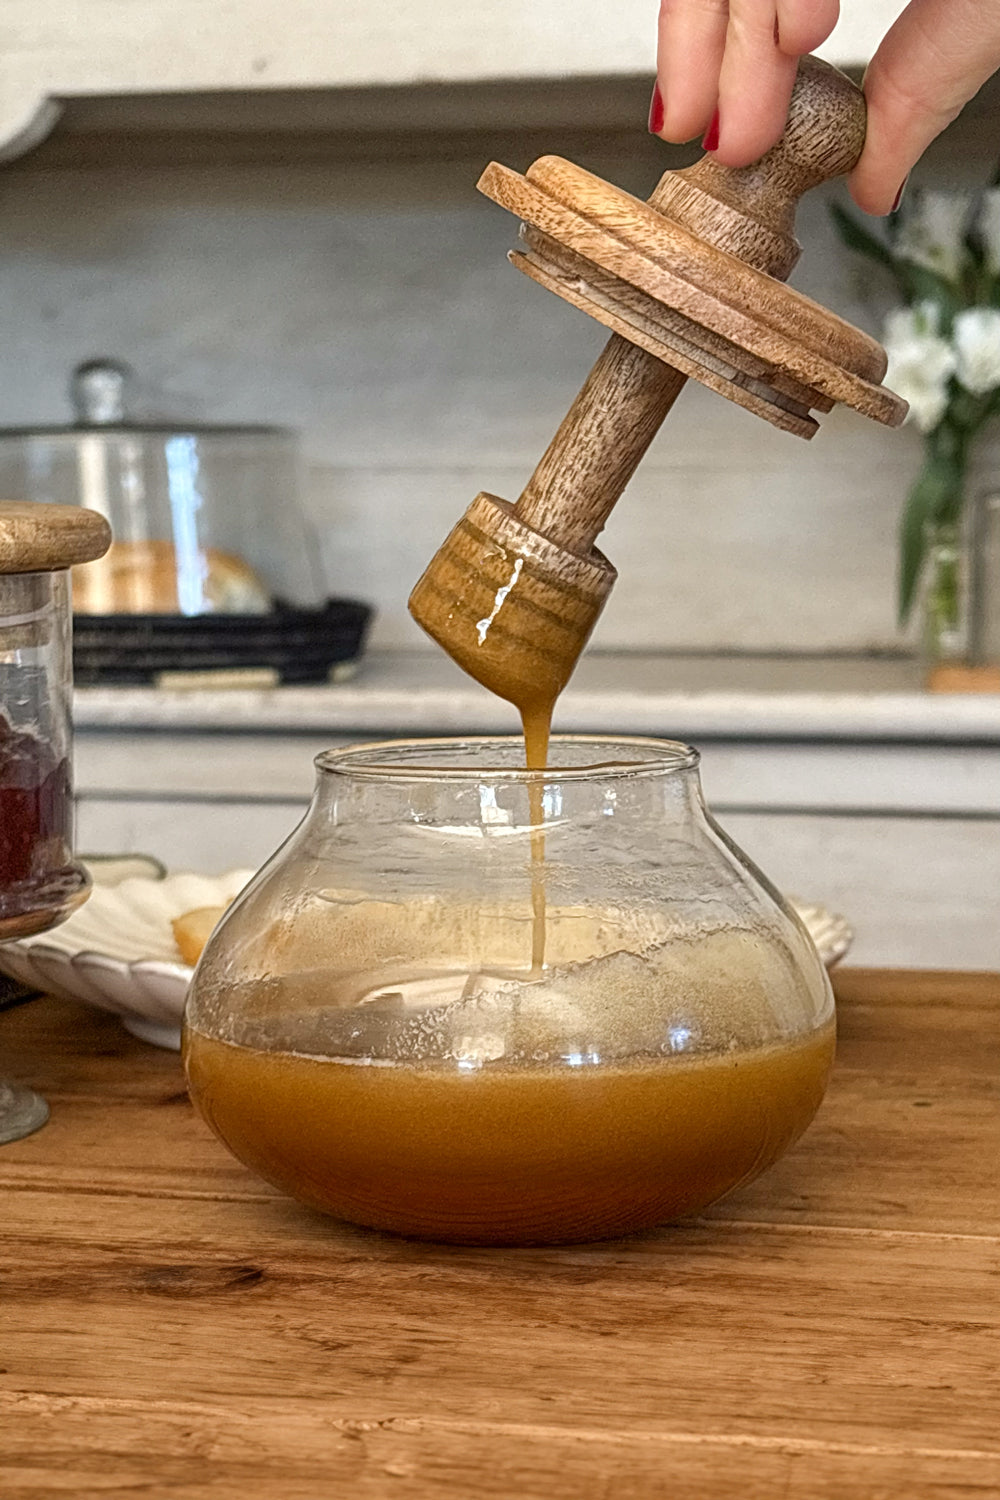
[302,738,708,844]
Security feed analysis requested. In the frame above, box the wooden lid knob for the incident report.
[0,502,112,575]
[654,56,867,278]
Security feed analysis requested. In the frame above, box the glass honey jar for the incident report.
[184,736,835,1244]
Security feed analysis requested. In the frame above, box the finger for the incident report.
[849,0,1000,215]
[712,0,798,165]
[655,0,729,142]
[774,0,839,56]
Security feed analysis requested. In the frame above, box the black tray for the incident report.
[72,598,373,686]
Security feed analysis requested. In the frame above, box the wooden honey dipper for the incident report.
[409,56,907,719]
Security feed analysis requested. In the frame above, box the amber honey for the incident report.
[522,698,554,975]
[184,1018,834,1244]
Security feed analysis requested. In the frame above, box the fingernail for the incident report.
[891,176,909,213]
[702,109,720,152]
[648,81,664,135]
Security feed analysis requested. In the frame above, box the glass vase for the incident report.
[923,505,1000,690]
[969,489,1000,676]
[922,520,967,667]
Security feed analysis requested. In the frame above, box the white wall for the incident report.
[0,108,994,652]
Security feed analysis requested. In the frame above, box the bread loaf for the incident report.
[73,539,272,614]
[173,906,230,966]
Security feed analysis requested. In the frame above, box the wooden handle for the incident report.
[514,337,686,553]
[652,55,866,277]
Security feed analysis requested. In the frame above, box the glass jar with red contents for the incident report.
[0,502,111,1141]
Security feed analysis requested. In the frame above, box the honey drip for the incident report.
[521,698,554,976]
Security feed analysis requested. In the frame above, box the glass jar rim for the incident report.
[315,735,700,783]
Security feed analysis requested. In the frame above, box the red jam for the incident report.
[0,713,85,938]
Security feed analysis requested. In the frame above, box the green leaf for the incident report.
[964,234,991,303]
[927,418,971,492]
[898,263,961,328]
[966,231,986,268]
[947,387,986,433]
[898,483,931,625]
[974,261,997,305]
[829,203,898,274]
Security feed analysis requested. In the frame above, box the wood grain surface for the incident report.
[1,969,998,1498]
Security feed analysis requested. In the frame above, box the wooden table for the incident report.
[2,970,998,1498]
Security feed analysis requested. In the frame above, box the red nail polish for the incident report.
[702,109,720,152]
[648,81,664,135]
[891,177,908,213]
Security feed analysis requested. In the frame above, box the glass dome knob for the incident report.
[70,359,133,427]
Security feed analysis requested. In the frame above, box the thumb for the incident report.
[848,0,1000,215]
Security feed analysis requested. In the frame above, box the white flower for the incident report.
[977,190,1000,276]
[895,191,974,284]
[882,303,957,433]
[953,307,1000,395]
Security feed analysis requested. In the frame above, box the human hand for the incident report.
[650,0,1000,215]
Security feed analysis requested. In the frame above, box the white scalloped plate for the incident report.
[0,866,256,1050]
[790,899,855,971]
[0,869,852,1051]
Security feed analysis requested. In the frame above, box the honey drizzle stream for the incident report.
[521,700,554,977]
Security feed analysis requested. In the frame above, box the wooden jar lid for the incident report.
[0,502,112,575]
[478,57,908,440]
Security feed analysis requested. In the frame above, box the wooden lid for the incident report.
[0,502,112,574]
[477,57,908,438]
